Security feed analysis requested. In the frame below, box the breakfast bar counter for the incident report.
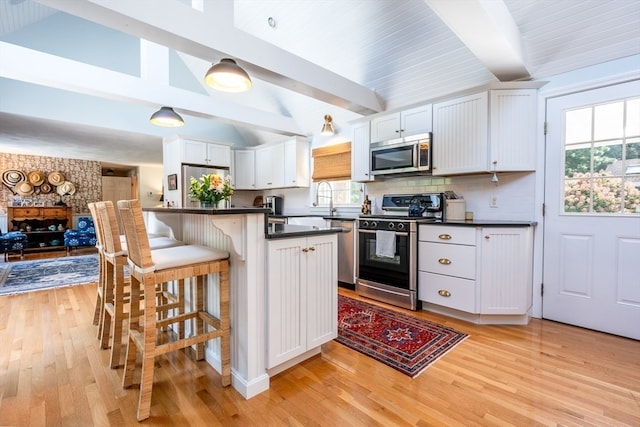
[142,206,342,400]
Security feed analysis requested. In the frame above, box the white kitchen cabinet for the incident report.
[266,234,338,369]
[370,104,432,143]
[283,137,310,188]
[233,149,256,190]
[351,122,374,182]
[255,143,285,189]
[253,137,309,190]
[479,227,533,315]
[418,224,533,324]
[182,138,231,167]
[418,225,479,314]
[432,89,537,176]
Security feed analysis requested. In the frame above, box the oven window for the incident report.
[358,231,411,289]
[372,145,414,170]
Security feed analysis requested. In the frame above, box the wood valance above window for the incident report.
[311,141,352,182]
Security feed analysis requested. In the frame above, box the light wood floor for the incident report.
[0,254,638,426]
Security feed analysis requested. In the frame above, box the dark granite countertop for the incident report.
[424,220,537,227]
[266,223,346,239]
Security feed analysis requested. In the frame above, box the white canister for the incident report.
[445,199,466,221]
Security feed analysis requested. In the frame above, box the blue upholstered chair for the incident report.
[64,216,97,253]
[0,231,28,261]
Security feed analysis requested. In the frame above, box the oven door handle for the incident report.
[358,229,409,237]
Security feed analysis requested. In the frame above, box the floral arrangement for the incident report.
[188,173,234,204]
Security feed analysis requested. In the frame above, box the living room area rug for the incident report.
[0,254,99,295]
[335,295,468,378]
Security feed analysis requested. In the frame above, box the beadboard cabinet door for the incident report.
[479,227,533,315]
[267,234,337,369]
[432,89,538,176]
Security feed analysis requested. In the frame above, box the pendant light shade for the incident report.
[150,107,184,127]
[204,58,252,92]
[320,114,334,136]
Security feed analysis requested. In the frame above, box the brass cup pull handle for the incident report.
[308,246,315,251]
[302,248,308,253]
[438,289,451,297]
[438,258,451,265]
[438,234,452,240]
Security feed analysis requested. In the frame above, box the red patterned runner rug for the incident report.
[335,295,468,378]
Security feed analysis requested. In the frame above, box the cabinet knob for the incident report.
[438,258,451,265]
[438,289,451,297]
[485,235,490,240]
[438,234,452,240]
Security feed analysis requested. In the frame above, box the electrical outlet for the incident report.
[147,191,153,198]
[490,195,498,208]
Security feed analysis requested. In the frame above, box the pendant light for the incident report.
[150,107,184,127]
[204,58,252,92]
[320,114,334,136]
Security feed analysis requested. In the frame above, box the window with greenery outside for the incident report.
[563,98,640,214]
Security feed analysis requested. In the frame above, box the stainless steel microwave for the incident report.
[370,132,431,176]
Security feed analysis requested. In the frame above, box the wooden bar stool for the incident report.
[95,200,186,368]
[117,199,231,421]
[87,203,107,332]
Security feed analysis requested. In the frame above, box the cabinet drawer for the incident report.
[10,207,41,218]
[419,225,476,245]
[419,241,476,279]
[44,208,69,218]
[419,271,476,313]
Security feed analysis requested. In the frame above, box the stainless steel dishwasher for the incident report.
[331,219,355,288]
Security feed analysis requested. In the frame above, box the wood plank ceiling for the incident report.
[0,0,638,166]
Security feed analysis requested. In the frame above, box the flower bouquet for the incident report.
[188,173,234,206]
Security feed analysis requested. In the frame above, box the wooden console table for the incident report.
[7,206,73,252]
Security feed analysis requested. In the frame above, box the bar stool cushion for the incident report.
[129,245,229,273]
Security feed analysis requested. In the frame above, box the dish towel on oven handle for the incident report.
[375,230,396,258]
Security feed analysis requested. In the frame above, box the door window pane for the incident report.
[563,97,640,215]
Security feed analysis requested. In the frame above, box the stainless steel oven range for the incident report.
[355,193,444,310]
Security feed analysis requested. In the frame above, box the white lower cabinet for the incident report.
[418,224,533,324]
[267,234,338,369]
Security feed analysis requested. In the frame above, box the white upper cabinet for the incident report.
[252,136,309,190]
[233,149,256,190]
[351,122,374,182]
[283,137,310,188]
[182,138,231,167]
[432,89,538,176]
[256,143,285,189]
[370,104,432,143]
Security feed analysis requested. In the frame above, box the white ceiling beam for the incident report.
[424,0,531,81]
[0,41,304,136]
[35,0,384,115]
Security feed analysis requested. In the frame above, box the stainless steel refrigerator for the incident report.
[181,164,230,207]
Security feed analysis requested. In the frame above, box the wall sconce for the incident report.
[320,114,334,136]
[150,107,184,127]
[204,58,252,92]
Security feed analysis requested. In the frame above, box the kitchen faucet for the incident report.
[314,180,335,217]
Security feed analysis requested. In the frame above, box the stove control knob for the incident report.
[397,223,405,231]
[388,222,395,229]
[361,221,369,228]
[371,221,378,228]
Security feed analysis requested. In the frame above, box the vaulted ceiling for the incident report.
[1,0,639,168]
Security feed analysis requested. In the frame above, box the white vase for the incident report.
[216,199,230,209]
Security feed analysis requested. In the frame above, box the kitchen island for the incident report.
[142,206,342,399]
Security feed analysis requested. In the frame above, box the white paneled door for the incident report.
[543,80,640,339]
